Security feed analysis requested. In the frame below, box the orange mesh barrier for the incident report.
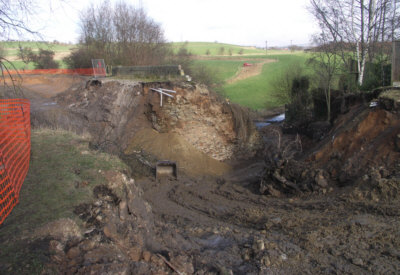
[0,99,31,225]
[6,68,103,76]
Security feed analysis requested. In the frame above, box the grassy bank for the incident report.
[192,51,309,110]
[0,128,127,274]
[220,54,309,109]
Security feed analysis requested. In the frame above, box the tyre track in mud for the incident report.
[139,172,400,274]
[20,75,400,274]
[141,176,281,230]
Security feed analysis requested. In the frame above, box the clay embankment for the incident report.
[30,77,261,177]
[11,75,400,274]
[260,89,400,198]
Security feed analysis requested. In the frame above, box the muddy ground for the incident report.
[1,75,400,274]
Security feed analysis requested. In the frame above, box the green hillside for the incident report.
[219,54,309,109]
[0,41,75,69]
[0,41,74,56]
[191,51,309,110]
[171,41,266,56]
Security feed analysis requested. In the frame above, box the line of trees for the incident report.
[65,0,169,68]
[274,0,400,123]
[309,0,400,86]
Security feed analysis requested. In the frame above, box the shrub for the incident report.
[285,76,311,125]
[63,47,95,69]
[17,46,35,65]
[0,45,5,59]
[270,62,305,105]
[32,49,59,69]
[190,63,223,88]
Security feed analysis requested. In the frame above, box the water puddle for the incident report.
[254,113,285,129]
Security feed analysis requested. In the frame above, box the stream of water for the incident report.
[254,113,285,129]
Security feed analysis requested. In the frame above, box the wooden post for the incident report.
[392,40,400,87]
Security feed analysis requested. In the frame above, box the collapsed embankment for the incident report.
[260,89,400,198]
[5,75,400,274]
[33,78,261,177]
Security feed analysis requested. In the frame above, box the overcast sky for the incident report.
[31,0,318,47]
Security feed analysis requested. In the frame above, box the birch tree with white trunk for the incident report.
[309,0,399,86]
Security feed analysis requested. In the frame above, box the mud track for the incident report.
[138,165,400,274]
[226,60,276,84]
[15,75,400,274]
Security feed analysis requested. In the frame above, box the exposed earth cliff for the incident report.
[0,75,399,274]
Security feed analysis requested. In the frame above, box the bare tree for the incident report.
[309,0,400,86]
[308,34,342,121]
[74,0,168,67]
[0,0,39,97]
[0,0,67,97]
[17,45,34,68]
[0,0,39,38]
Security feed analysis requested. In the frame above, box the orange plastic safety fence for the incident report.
[0,99,31,225]
[7,68,98,76]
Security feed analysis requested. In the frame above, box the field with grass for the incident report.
[0,41,74,69]
[172,41,266,56]
[194,59,262,80]
[0,128,128,273]
[222,54,309,109]
[192,51,310,110]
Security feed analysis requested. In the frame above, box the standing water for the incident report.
[254,113,285,129]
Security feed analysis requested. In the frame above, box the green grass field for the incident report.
[192,51,309,110]
[0,41,74,69]
[172,41,266,56]
[222,54,309,109]
[194,59,265,80]
[1,41,73,55]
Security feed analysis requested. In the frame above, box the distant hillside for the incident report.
[171,41,266,56]
[0,41,74,57]
[0,41,75,69]
[0,40,268,69]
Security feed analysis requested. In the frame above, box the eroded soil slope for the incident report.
[3,75,399,274]
[51,79,260,177]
